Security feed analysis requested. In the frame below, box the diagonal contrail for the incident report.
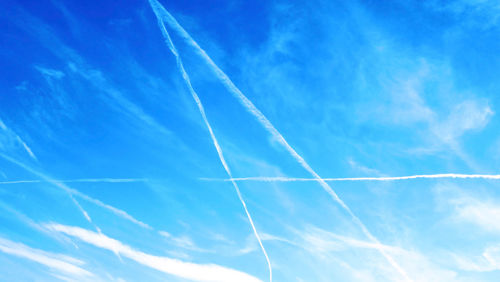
[0,118,38,161]
[203,174,500,182]
[0,154,151,230]
[148,1,272,281]
[147,4,411,281]
[0,153,95,225]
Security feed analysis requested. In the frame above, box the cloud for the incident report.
[347,158,382,176]
[294,226,456,282]
[431,100,493,146]
[158,231,211,253]
[452,244,500,272]
[427,0,500,29]
[35,66,65,79]
[0,237,92,278]
[449,194,500,234]
[45,223,261,282]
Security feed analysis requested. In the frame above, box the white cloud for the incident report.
[45,223,261,282]
[158,231,211,253]
[35,66,65,79]
[0,237,92,278]
[452,244,500,272]
[347,158,382,176]
[432,100,493,146]
[294,226,456,282]
[427,0,500,29]
[450,195,500,233]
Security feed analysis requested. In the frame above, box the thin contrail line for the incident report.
[0,153,99,229]
[0,178,149,185]
[202,174,500,182]
[151,6,411,281]
[148,1,272,281]
[0,154,151,230]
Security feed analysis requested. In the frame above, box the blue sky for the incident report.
[1,0,500,281]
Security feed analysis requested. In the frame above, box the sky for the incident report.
[0,0,500,281]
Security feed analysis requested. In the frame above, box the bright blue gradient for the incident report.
[0,0,499,281]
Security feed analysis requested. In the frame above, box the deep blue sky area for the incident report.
[0,0,500,281]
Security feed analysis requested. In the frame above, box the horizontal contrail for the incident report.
[0,178,149,185]
[203,174,500,183]
[0,154,151,230]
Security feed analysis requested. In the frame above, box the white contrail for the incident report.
[45,223,262,282]
[0,154,151,230]
[0,178,149,185]
[149,4,411,281]
[148,2,273,280]
[0,153,95,225]
[16,136,38,161]
[0,118,38,161]
[204,174,500,182]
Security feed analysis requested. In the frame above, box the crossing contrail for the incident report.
[148,1,272,281]
[0,153,105,237]
[203,174,500,182]
[0,154,151,230]
[147,3,411,280]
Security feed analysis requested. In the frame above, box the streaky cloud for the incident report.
[147,2,411,280]
[69,188,152,230]
[0,236,92,278]
[148,1,273,280]
[45,223,262,282]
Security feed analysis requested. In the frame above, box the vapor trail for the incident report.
[147,3,411,280]
[204,174,500,182]
[0,178,149,185]
[148,1,272,281]
[0,154,151,230]
[0,153,93,222]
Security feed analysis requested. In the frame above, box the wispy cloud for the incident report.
[449,194,500,234]
[45,223,261,282]
[158,231,212,253]
[147,1,410,280]
[430,99,493,148]
[0,236,92,278]
[148,1,273,281]
[452,244,500,272]
[295,225,456,282]
[35,66,65,80]
[427,0,500,29]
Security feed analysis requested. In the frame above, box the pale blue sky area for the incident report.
[1,0,500,281]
